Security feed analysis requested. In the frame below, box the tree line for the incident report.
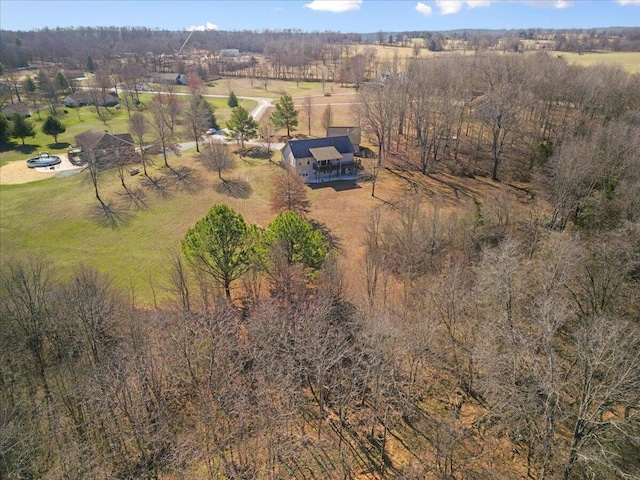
[358,52,640,232]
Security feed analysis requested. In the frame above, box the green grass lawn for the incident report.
[549,50,640,74]
[0,151,281,305]
[0,96,257,167]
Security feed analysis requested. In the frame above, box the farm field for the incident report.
[344,42,640,74]
[548,50,640,73]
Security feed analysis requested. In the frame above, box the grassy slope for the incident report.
[0,154,277,304]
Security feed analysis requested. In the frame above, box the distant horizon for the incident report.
[1,24,639,35]
[1,1,639,34]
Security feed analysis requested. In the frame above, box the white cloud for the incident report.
[415,2,433,15]
[435,1,491,14]
[432,0,579,15]
[187,22,218,31]
[520,0,573,7]
[554,0,572,8]
[617,0,640,5]
[466,0,492,7]
[304,0,362,13]
[436,0,463,14]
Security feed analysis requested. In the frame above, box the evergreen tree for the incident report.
[199,94,219,130]
[226,106,258,148]
[271,93,298,137]
[181,204,257,298]
[86,56,95,73]
[10,113,35,145]
[22,75,36,96]
[227,91,239,108]
[0,113,9,145]
[55,72,69,93]
[265,211,329,270]
[42,114,66,144]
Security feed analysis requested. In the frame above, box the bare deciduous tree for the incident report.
[302,95,313,135]
[148,93,181,168]
[269,169,311,217]
[199,141,235,182]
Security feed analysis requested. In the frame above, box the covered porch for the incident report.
[309,146,361,183]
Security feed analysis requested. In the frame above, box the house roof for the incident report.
[309,146,342,162]
[286,136,354,159]
[75,129,133,152]
[327,126,361,145]
[2,103,29,112]
[66,92,91,99]
[63,92,92,102]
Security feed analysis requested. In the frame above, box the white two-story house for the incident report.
[281,136,360,184]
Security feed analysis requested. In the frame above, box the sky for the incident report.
[1,0,639,33]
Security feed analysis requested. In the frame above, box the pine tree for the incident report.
[182,204,257,298]
[226,106,258,148]
[55,72,69,93]
[42,115,66,144]
[227,91,239,108]
[0,113,9,145]
[10,113,35,145]
[271,93,298,137]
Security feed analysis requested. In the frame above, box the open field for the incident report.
[343,43,640,74]
[547,50,640,73]
[202,77,359,99]
[0,150,388,304]
[0,137,520,307]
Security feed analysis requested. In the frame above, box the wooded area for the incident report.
[1,26,639,479]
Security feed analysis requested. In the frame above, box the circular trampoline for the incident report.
[26,152,62,169]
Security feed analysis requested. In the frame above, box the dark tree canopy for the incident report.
[10,113,35,145]
[41,114,66,144]
[0,113,9,145]
[271,93,298,137]
[226,106,258,148]
[181,204,256,298]
[227,91,239,108]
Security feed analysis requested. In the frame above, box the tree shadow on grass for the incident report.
[240,147,272,160]
[309,219,342,252]
[117,186,148,210]
[0,143,38,155]
[166,165,202,194]
[46,142,71,151]
[141,174,173,198]
[215,179,253,199]
[90,200,128,229]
